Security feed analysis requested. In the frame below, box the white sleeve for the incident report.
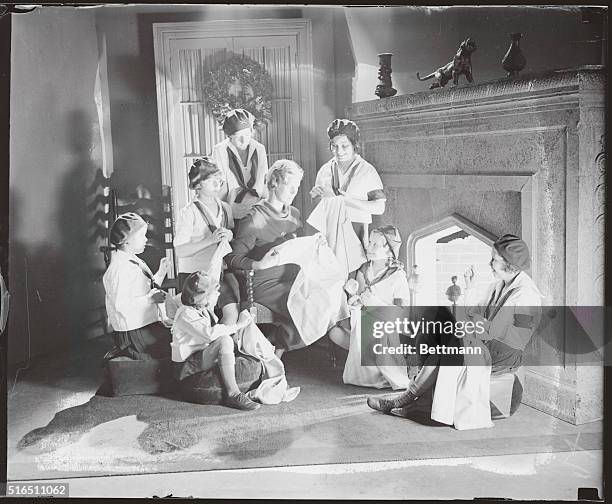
[211,142,223,166]
[315,164,330,188]
[257,143,269,199]
[173,206,195,248]
[365,164,384,194]
[392,272,411,302]
[106,266,152,326]
[174,308,237,346]
[259,143,269,173]
[174,309,215,346]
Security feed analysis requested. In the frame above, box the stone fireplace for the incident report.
[348,67,605,425]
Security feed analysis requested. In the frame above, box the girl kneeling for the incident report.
[172,271,259,410]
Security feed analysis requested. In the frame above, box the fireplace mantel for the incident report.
[348,67,605,425]
[348,67,605,118]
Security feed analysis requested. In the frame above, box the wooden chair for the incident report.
[99,184,178,292]
[235,268,338,366]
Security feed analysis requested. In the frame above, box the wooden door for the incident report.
[154,20,315,222]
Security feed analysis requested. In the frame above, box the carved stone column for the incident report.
[572,70,606,424]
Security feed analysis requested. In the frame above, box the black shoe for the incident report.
[390,402,420,418]
[366,395,396,413]
[225,392,261,411]
[103,346,127,361]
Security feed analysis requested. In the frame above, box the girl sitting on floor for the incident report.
[328,225,411,390]
[171,271,259,411]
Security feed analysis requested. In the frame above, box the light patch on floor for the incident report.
[469,451,553,475]
[32,415,222,474]
[35,415,151,473]
[55,391,96,412]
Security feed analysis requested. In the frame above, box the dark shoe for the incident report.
[225,392,261,411]
[101,347,128,367]
[366,395,396,413]
[103,346,127,361]
[367,390,419,413]
[393,390,419,408]
[390,402,420,418]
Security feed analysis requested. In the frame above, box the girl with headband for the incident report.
[102,213,171,361]
[212,109,269,220]
[173,156,240,323]
[329,225,411,389]
[172,271,259,410]
[310,119,386,253]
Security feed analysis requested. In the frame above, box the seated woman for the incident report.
[367,234,542,430]
[329,225,411,390]
[224,159,304,358]
[173,156,239,323]
[172,271,259,411]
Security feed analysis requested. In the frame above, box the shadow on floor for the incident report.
[9,337,602,480]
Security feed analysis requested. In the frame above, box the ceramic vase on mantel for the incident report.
[375,53,397,98]
[502,33,526,78]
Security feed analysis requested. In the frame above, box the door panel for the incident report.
[154,20,315,229]
[168,35,300,214]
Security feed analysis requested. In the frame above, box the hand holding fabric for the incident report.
[149,289,167,304]
[212,227,233,243]
[310,185,335,199]
[237,309,253,329]
[232,201,256,220]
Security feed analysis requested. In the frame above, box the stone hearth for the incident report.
[348,67,605,425]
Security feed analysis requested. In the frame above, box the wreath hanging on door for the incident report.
[202,55,274,127]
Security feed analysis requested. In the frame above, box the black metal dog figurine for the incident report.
[417,38,477,89]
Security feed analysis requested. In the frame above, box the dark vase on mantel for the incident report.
[375,53,397,99]
[502,33,526,78]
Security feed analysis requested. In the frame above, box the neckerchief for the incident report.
[128,258,161,290]
[360,262,402,291]
[227,146,259,203]
[331,157,360,195]
[483,273,520,321]
[193,200,228,233]
[196,306,217,327]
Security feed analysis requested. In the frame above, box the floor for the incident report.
[6,335,604,500]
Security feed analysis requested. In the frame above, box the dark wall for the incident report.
[346,6,604,100]
[9,8,104,365]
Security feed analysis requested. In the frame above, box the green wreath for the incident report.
[203,55,274,127]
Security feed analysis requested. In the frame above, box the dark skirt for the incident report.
[240,264,302,351]
[112,322,171,360]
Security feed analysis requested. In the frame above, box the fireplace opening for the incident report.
[407,216,496,308]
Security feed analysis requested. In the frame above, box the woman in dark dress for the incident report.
[224,159,304,357]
